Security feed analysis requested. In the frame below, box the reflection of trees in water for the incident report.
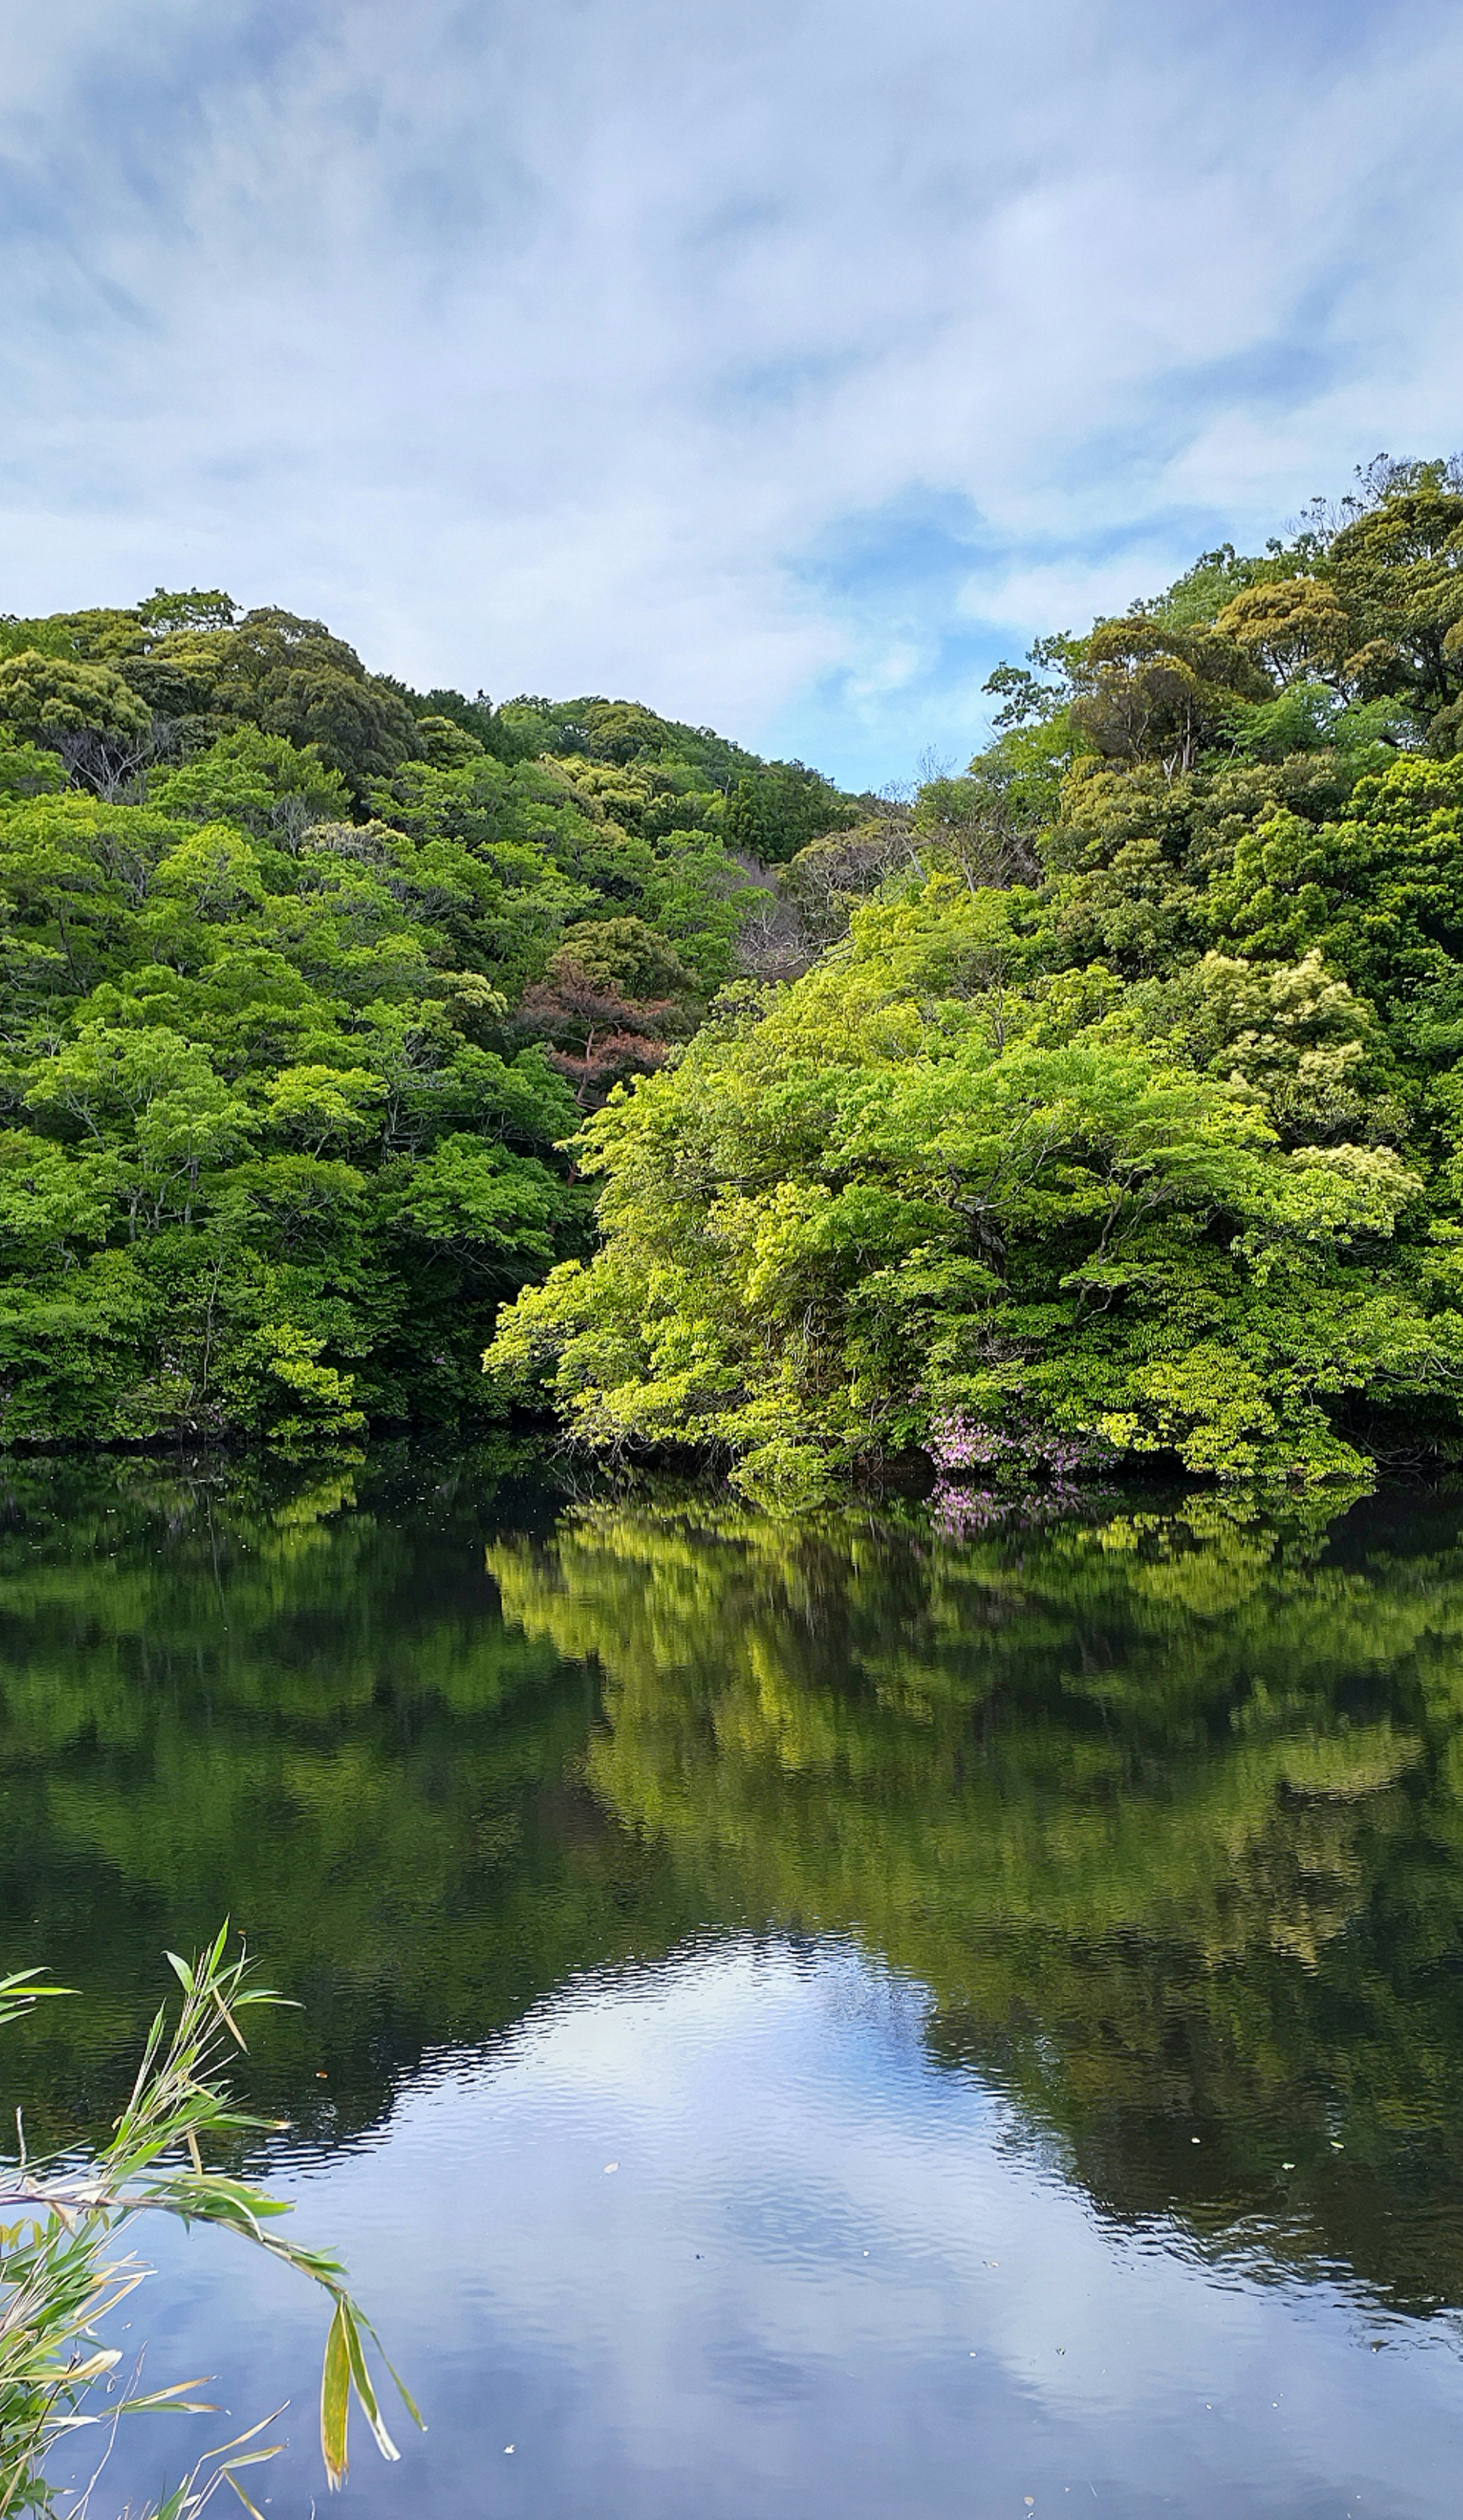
[10,1452,1463,2316]
[487,1491,1463,2315]
[0,1446,701,2149]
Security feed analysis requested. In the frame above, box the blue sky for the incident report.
[2,0,1461,790]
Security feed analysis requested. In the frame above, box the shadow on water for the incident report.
[6,1449,1463,2324]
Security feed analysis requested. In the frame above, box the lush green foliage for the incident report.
[0,597,860,1444]
[0,1928,414,2517]
[489,458,1463,1496]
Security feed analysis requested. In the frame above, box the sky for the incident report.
[1,0,1461,791]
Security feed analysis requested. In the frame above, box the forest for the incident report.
[489,456,1463,1499]
[7,455,1463,1493]
[0,593,861,1445]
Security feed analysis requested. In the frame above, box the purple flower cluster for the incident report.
[927,1409,1099,1481]
[927,1415,1010,1472]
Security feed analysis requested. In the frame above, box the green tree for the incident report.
[725,760,856,864]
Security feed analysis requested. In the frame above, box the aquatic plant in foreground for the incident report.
[0,1928,418,2518]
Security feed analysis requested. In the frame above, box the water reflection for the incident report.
[61,1942,1463,2520]
[0,1446,704,2146]
[6,1456,1463,2511]
[489,1491,1463,2316]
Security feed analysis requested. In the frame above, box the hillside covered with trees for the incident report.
[488,457,1463,1501]
[11,456,1463,1489]
[0,597,860,1443]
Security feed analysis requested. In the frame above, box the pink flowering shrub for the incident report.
[927,1409,1104,1482]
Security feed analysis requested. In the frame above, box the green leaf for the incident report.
[339,2301,400,2463]
[320,2301,351,2489]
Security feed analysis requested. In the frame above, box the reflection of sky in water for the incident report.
[72,1941,1459,2520]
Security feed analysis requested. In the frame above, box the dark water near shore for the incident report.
[8,1448,1463,2516]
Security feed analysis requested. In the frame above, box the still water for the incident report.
[6,1446,1463,2517]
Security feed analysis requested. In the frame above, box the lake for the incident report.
[5,1445,1463,2518]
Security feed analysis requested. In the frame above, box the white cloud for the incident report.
[1,0,1461,783]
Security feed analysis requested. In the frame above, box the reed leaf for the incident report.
[0,1933,418,2520]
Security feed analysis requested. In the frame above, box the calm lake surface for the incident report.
[7,1447,1463,2518]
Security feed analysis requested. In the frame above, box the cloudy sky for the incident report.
[2,0,1461,788]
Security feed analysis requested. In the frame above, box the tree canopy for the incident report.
[488,457,1463,1500]
[13,457,1463,1483]
[0,594,862,1444]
